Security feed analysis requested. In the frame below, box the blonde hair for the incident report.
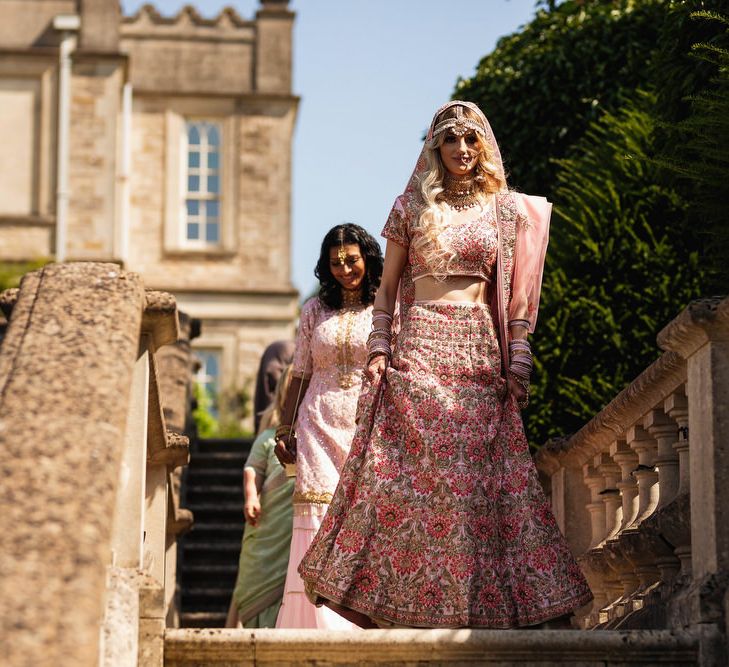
[412,106,507,279]
[258,364,293,435]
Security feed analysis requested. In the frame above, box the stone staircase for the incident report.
[178,437,252,628]
[164,627,702,666]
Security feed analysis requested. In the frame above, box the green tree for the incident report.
[456,0,667,197]
[525,96,704,444]
[0,260,48,291]
[655,8,729,293]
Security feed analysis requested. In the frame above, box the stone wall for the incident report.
[0,262,194,666]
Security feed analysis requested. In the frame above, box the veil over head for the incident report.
[399,100,507,202]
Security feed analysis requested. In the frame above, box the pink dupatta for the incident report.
[385,101,552,373]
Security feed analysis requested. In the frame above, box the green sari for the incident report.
[232,428,294,627]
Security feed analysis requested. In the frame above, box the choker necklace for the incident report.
[341,287,363,308]
[441,173,481,211]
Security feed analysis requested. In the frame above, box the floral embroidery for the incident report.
[299,301,592,628]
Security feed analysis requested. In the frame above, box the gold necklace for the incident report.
[441,173,481,211]
[341,287,362,308]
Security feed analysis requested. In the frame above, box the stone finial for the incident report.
[0,288,18,319]
[143,290,179,352]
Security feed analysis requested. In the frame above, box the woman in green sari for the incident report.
[227,366,295,628]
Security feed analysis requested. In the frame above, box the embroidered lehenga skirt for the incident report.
[299,301,592,628]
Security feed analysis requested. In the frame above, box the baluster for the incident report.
[661,388,692,577]
[665,389,690,496]
[626,425,659,528]
[644,409,679,510]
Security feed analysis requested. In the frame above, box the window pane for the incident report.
[207,125,220,146]
[206,222,219,243]
[208,151,219,169]
[206,200,219,219]
[195,349,221,418]
[187,222,199,240]
[186,200,199,217]
[188,174,200,192]
[208,175,219,194]
[188,124,200,145]
[188,151,200,168]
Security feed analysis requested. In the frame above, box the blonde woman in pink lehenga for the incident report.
[298,101,593,628]
[274,224,383,629]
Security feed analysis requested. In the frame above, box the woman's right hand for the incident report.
[244,496,261,526]
[365,353,389,384]
[274,433,297,466]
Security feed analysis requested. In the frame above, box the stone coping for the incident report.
[164,628,698,665]
[535,296,729,471]
[535,351,686,470]
[658,295,729,358]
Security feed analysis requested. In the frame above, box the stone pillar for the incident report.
[255,0,294,94]
[658,297,729,645]
[78,0,120,52]
[0,263,145,666]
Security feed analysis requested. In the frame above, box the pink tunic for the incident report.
[276,297,372,629]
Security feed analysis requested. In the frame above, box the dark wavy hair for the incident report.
[314,223,383,310]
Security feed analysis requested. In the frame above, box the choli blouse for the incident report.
[381,197,498,283]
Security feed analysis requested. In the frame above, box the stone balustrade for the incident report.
[0,263,195,667]
[535,296,729,656]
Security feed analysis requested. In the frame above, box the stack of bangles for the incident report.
[275,424,294,442]
[508,321,532,409]
[367,310,393,366]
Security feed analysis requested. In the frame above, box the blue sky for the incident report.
[121,1,539,297]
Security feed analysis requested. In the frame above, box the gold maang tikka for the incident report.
[337,242,347,265]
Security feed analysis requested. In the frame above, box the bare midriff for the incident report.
[414,275,489,304]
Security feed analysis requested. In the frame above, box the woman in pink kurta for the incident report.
[298,101,593,628]
[274,224,383,629]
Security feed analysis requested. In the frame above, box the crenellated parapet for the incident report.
[535,295,729,661]
[120,1,294,96]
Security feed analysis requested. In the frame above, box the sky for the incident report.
[121,0,540,297]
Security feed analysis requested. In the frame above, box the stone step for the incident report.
[164,628,699,666]
[179,611,227,629]
[197,438,253,454]
[186,521,245,538]
[180,563,238,590]
[181,586,233,609]
[188,452,247,470]
[181,540,242,566]
[186,484,244,502]
[183,501,242,522]
[186,467,244,483]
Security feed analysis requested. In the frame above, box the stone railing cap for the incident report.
[658,295,729,358]
[536,351,686,469]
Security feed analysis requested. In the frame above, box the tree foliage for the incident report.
[655,8,729,293]
[456,0,667,197]
[525,96,703,442]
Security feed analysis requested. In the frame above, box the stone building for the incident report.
[0,0,299,426]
